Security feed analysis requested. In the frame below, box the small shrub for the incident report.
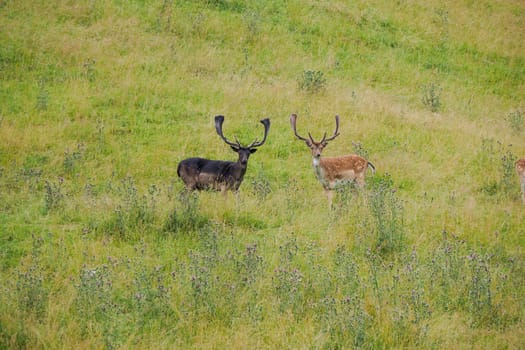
[367,174,405,254]
[316,295,370,348]
[105,178,159,237]
[333,245,361,296]
[83,58,96,82]
[63,143,85,174]
[250,170,272,200]
[131,262,173,328]
[43,177,64,213]
[466,252,494,326]
[75,264,114,322]
[500,149,517,194]
[421,82,442,112]
[403,250,432,324]
[273,265,304,312]
[188,250,216,313]
[164,191,209,233]
[298,70,326,94]
[235,243,264,286]
[333,180,359,211]
[478,140,517,198]
[15,235,48,321]
[278,235,299,265]
[428,233,465,311]
[74,261,125,348]
[36,79,49,111]
[506,109,523,132]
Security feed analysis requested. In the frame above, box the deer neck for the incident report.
[232,161,248,178]
[312,157,329,188]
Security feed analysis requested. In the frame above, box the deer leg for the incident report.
[220,184,228,198]
[325,188,334,209]
[356,173,366,188]
[521,177,525,204]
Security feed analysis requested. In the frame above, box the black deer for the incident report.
[177,115,270,193]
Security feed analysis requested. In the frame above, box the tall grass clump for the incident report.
[131,260,174,330]
[103,177,159,238]
[164,191,209,234]
[298,70,326,94]
[43,177,65,214]
[74,258,133,349]
[366,174,405,254]
[314,246,369,348]
[478,139,518,199]
[506,109,523,133]
[273,235,307,315]
[63,143,85,175]
[14,235,48,322]
[465,251,494,327]
[427,233,465,312]
[421,82,442,113]
[250,169,272,201]
[500,148,517,195]
[35,79,49,111]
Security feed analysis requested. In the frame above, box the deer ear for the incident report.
[230,145,239,152]
[250,148,257,154]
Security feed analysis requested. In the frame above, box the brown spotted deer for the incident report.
[516,158,525,204]
[177,115,270,194]
[290,113,375,207]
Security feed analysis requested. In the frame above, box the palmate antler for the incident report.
[215,115,240,148]
[320,115,340,143]
[290,114,340,144]
[290,114,310,142]
[215,115,270,149]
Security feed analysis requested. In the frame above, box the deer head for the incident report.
[215,115,270,165]
[290,113,340,158]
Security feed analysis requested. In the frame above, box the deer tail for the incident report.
[367,161,376,175]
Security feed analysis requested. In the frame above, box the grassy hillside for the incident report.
[1,0,524,348]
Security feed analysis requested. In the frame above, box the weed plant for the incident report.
[43,178,64,213]
[35,79,48,111]
[506,109,523,133]
[14,236,48,322]
[164,191,209,234]
[367,174,405,254]
[298,70,326,94]
[421,82,442,112]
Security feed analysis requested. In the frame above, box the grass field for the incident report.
[1,0,524,348]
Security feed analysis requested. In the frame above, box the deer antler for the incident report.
[215,115,240,148]
[320,115,340,143]
[290,114,312,142]
[246,118,271,148]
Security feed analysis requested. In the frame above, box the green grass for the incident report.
[1,0,524,348]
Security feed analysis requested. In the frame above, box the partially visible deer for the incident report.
[516,158,525,204]
[177,115,270,194]
[290,113,375,207]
